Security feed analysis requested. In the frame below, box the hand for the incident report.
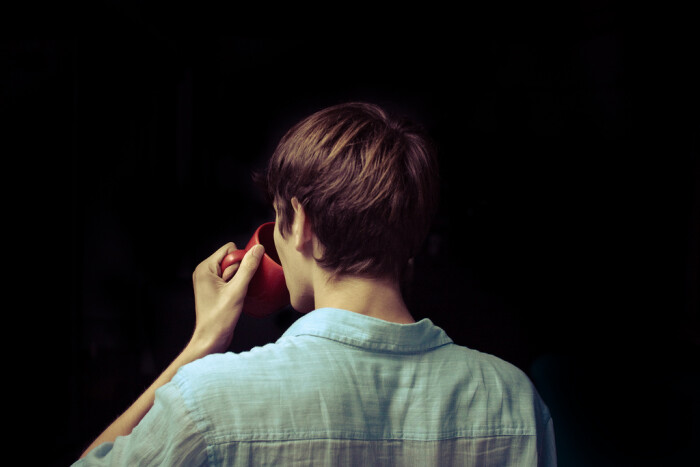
[189,242,264,355]
[78,243,263,459]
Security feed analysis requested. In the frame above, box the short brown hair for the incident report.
[263,102,439,279]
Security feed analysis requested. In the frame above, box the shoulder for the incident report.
[476,349,535,390]
[175,339,301,390]
[168,337,343,442]
[172,337,325,411]
[441,342,533,386]
[439,343,551,419]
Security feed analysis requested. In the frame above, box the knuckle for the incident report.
[192,265,204,281]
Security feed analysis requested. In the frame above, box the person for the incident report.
[74,102,556,466]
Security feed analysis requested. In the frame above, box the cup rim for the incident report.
[254,222,283,268]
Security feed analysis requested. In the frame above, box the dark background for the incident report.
[4,2,698,465]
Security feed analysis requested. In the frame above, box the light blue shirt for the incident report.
[76,308,556,466]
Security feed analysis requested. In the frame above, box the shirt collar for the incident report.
[280,307,453,353]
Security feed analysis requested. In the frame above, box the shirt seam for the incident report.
[205,428,538,446]
[173,373,217,466]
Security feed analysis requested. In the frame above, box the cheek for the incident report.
[273,224,283,264]
[273,224,291,288]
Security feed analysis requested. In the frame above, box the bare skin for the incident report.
[314,275,415,324]
[274,197,414,324]
[79,243,264,458]
[81,198,412,459]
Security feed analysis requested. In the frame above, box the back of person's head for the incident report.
[264,102,439,280]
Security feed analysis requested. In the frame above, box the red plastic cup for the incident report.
[220,222,290,318]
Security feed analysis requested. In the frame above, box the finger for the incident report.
[221,262,240,282]
[205,242,237,275]
[227,244,264,295]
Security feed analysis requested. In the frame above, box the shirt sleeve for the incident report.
[73,381,209,466]
[538,413,557,467]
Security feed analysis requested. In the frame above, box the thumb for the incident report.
[228,244,264,295]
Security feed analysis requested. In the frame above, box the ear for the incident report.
[290,197,313,253]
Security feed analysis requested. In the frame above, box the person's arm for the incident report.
[79,242,264,459]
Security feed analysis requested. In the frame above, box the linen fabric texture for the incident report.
[76,308,556,466]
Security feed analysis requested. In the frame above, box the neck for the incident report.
[312,271,415,324]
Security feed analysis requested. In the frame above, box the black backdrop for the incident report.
[5,2,698,465]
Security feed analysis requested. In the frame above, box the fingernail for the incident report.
[253,244,265,259]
